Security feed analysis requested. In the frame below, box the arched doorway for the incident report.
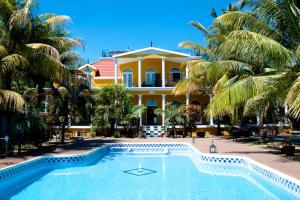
[146,100,158,125]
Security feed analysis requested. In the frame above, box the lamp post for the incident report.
[209,140,217,153]
[4,135,9,158]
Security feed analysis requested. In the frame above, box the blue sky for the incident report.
[40,0,234,62]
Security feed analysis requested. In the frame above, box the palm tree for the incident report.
[91,85,133,137]
[155,102,183,137]
[120,104,146,138]
[175,0,300,128]
[0,0,83,139]
[47,70,90,143]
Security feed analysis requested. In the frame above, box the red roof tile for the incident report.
[91,58,115,77]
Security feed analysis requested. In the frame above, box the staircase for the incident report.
[143,126,165,137]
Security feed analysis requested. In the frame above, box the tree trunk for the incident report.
[60,124,66,144]
[60,114,69,144]
[217,116,221,136]
[0,112,8,138]
[258,113,266,141]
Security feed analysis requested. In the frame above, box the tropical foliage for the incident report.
[155,102,201,137]
[0,0,86,152]
[175,0,300,128]
[178,104,202,137]
[91,85,145,137]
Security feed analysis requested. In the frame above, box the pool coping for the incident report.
[0,142,299,198]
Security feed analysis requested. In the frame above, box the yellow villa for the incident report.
[67,47,218,137]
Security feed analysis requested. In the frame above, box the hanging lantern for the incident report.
[209,140,217,153]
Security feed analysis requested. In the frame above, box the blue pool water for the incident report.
[1,153,298,200]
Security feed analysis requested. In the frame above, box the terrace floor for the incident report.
[0,137,299,180]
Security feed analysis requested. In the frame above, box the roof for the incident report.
[113,47,191,58]
[91,58,115,77]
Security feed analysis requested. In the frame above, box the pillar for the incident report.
[162,94,166,126]
[138,57,142,87]
[186,63,189,78]
[44,95,49,113]
[186,94,190,106]
[256,114,261,126]
[138,94,143,126]
[284,104,289,125]
[114,58,119,85]
[162,57,166,87]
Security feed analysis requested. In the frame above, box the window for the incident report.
[147,100,157,107]
[84,68,93,74]
[123,68,133,87]
[170,67,181,82]
[75,131,86,137]
[146,68,156,86]
[191,100,201,105]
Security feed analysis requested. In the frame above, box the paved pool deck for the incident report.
[0,137,299,180]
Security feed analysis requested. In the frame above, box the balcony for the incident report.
[142,81,162,87]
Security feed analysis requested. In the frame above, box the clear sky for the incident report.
[40,0,234,63]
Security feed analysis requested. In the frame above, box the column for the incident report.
[186,94,190,106]
[44,95,49,112]
[162,57,166,87]
[138,57,142,87]
[284,104,289,125]
[256,114,261,126]
[209,94,214,125]
[138,94,142,126]
[114,58,119,85]
[162,94,166,126]
[186,63,189,78]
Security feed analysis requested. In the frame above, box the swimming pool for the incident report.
[0,143,299,200]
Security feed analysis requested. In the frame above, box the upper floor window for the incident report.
[123,68,133,87]
[146,68,156,86]
[84,68,93,74]
[170,67,181,83]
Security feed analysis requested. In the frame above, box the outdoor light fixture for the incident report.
[209,140,217,153]
[4,135,9,158]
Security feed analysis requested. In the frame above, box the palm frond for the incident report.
[190,21,210,36]
[213,11,280,39]
[206,74,284,119]
[43,15,72,29]
[0,54,28,75]
[26,43,60,59]
[173,75,206,95]
[179,41,213,58]
[286,76,300,118]
[0,89,25,112]
[212,73,230,94]
[188,60,251,83]
[60,50,82,66]
[219,30,293,68]
[46,37,84,50]
[0,45,8,58]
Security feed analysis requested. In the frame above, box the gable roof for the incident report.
[78,64,96,71]
[112,47,191,58]
[91,58,115,77]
